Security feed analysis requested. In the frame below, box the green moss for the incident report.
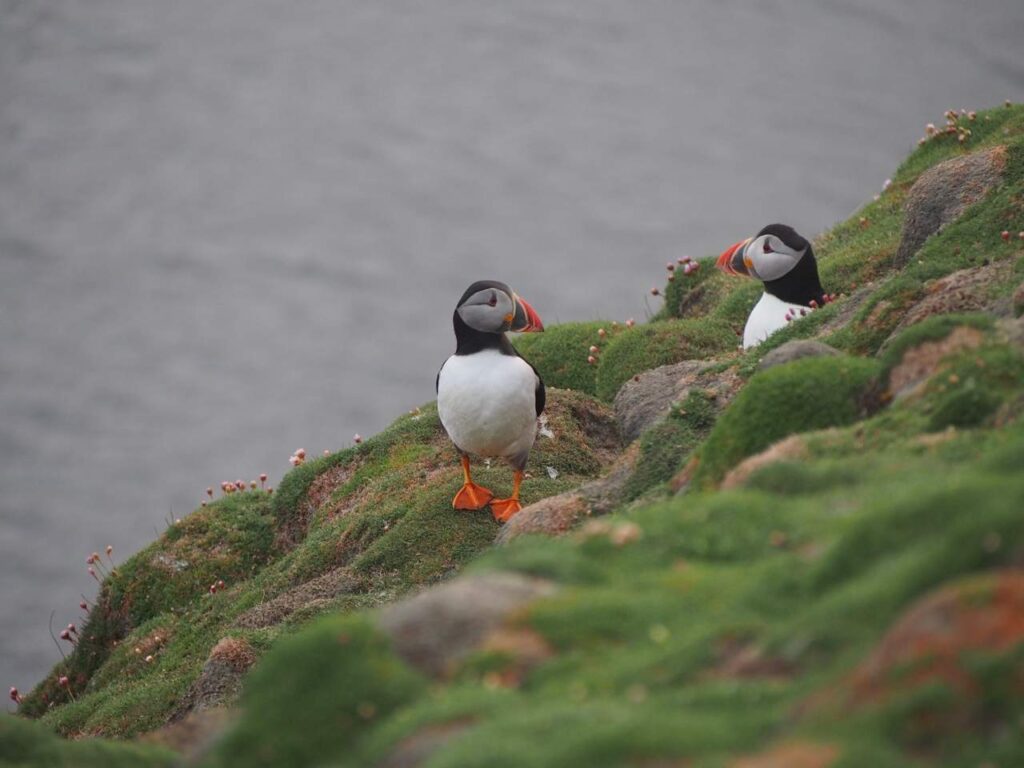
[692,355,882,487]
[621,391,720,501]
[512,321,614,395]
[595,318,737,402]
[922,344,1024,431]
[658,260,750,325]
[826,276,927,355]
[813,193,906,295]
[0,715,174,767]
[209,615,426,768]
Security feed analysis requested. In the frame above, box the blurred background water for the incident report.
[1,0,1022,695]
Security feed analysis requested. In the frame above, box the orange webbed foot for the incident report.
[453,482,493,510]
[490,497,522,523]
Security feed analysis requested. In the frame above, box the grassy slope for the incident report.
[15,390,618,740]
[8,103,1024,766]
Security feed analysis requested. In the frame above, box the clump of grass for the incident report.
[0,715,174,767]
[512,321,616,395]
[620,390,720,501]
[692,355,882,488]
[595,318,737,402]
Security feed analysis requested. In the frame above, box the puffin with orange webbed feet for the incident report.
[716,223,831,349]
[436,281,545,522]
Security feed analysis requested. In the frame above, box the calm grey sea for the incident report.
[2,0,1022,694]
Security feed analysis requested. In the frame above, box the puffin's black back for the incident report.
[757,224,826,307]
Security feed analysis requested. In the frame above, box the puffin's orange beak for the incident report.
[511,295,544,333]
[716,237,753,277]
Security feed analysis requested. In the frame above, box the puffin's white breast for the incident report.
[743,292,808,349]
[437,350,538,460]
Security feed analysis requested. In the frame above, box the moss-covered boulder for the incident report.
[691,355,882,488]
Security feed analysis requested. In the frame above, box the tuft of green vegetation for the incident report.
[595,318,737,402]
[692,355,881,487]
[208,615,426,768]
[620,390,719,501]
[0,715,174,768]
[512,321,613,395]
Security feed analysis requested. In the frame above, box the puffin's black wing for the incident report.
[535,374,546,417]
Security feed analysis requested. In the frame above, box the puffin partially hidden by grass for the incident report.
[716,223,830,349]
[436,280,545,522]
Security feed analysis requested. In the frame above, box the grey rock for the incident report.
[757,340,839,372]
[894,146,1007,268]
[377,572,556,678]
[613,360,740,443]
[882,261,1015,350]
[496,443,640,544]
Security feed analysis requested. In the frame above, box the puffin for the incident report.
[716,223,829,349]
[436,280,545,522]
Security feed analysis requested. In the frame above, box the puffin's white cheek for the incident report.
[458,305,503,332]
[751,250,799,282]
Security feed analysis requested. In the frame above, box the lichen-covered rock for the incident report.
[894,145,1007,267]
[376,572,556,678]
[496,443,640,543]
[757,340,840,372]
[886,261,1014,343]
[613,359,740,443]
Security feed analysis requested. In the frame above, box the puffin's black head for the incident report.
[452,280,543,353]
[715,224,826,306]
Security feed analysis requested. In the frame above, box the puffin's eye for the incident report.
[488,292,498,307]
[763,238,774,254]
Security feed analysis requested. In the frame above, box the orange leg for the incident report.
[490,470,524,523]
[452,455,493,510]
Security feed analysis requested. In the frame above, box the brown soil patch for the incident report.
[276,459,363,549]
[556,389,623,466]
[730,742,839,768]
[721,435,808,490]
[887,325,986,398]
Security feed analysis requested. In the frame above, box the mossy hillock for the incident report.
[8,102,1024,766]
